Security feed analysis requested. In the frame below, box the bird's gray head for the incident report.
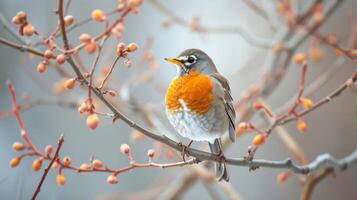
[165,49,218,76]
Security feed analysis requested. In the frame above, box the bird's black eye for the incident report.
[187,55,196,63]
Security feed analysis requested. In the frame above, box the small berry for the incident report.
[236,122,249,135]
[334,49,344,57]
[32,159,42,171]
[107,90,117,97]
[313,12,324,24]
[128,0,143,8]
[56,174,66,185]
[272,42,284,53]
[64,15,74,26]
[116,42,126,56]
[107,174,118,184]
[37,62,47,74]
[64,78,76,90]
[17,11,27,20]
[252,101,263,109]
[130,130,144,141]
[44,50,53,59]
[276,2,289,14]
[293,53,305,64]
[308,47,324,62]
[62,156,72,167]
[277,172,290,184]
[91,9,105,22]
[56,54,66,64]
[326,34,338,45]
[23,24,35,36]
[147,149,155,158]
[346,78,354,88]
[79,33,91,43]
[79,163,91,170]
[92,159,104,168]
[45,145,53,155]
[85,41,97,54]
[120,144,130,156]
[10,157,21,168]
[297,119,307,133]
[300,98,314,109]
[126,43,138,52]
[86,113,100,130]
[349,49,357,57]
[78,102,89,114]
[12,16,22,25]
[252,133,267,146]
[12,142,25,151]
[12,11,26,24]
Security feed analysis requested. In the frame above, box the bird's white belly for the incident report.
[166,99,228,144]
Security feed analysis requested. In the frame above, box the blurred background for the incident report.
[0,0,356,199]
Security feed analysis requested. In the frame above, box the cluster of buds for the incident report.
[9,141,53,172]
[116,42,138,56]
[77,100,100,130]
[12,11,27,25]
[35,49,55,74]
[12,11,36,37]
[79,33,97,54]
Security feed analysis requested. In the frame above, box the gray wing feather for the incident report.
[210,73,236,142]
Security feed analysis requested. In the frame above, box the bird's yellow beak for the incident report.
[164,57,182,65]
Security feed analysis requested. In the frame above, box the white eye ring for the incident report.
[187,55,197,64]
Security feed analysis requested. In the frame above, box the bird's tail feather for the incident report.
[209,139,229,182]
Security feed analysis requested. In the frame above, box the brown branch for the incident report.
[98,56,121,89]
[0,37,52,58]
[31,134,64,200]
[280,70,357,125]
[300,167,334,200]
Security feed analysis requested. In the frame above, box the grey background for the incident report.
[0,0,356,199]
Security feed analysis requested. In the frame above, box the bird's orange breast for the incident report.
[165,71,213,115]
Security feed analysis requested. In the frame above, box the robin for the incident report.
[164,49,236,181]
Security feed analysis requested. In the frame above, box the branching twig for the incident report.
[31,134,64,200]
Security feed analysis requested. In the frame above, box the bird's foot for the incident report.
[179,140,193,162]
[217,149,227,164]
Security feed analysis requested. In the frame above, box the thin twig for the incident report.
[31,134,64,200]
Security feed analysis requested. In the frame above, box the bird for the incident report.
[164,48,236,181]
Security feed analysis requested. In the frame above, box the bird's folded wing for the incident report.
[210,73,236,142]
